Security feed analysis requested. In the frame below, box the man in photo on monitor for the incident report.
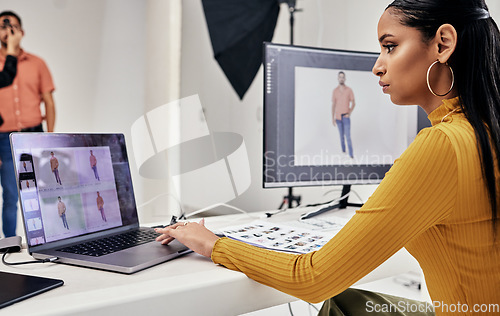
[332,71,355,159]
[57,196,69,230]
[96,191,106,222]
[89,150,100,181]
[50,151,62,185]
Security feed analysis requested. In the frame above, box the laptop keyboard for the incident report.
[57,229,161,257]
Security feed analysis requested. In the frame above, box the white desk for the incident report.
[0,207,420,316]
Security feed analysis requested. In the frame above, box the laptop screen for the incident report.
[10,133,139,247]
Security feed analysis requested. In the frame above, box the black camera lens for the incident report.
[3,19,13,34]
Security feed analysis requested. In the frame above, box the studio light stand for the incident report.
[278,0,302,45]
[278,0,302,209]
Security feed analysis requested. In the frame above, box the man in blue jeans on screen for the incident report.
[332,71,355,159]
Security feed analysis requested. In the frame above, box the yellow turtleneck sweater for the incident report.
[211,98,500,315]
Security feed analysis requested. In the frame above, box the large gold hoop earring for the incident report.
[427,60,454,97]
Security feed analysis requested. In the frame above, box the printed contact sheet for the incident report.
[221,221,331,254]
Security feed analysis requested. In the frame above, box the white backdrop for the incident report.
[0,0,181,236]
[294,67,415,166]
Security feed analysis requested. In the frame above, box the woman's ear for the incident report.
[434,24,457,63]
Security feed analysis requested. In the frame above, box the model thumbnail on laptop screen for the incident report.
[12,133,139,247]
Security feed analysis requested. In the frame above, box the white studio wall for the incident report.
[178,0,393,213]
[1,0,147,133]
[0,0,180,233]
[2,0,500,234]
[178,0,500,214]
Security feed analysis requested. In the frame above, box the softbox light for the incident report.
[201,0,280,99]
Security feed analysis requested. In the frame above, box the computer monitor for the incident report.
[263,42,428,208]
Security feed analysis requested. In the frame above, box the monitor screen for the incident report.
[263,43,427,188]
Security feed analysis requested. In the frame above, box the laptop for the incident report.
[10,133,190,274]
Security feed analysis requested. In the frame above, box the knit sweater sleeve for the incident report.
[211,128,457,303]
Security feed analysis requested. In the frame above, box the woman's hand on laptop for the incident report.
[154,219,220,258]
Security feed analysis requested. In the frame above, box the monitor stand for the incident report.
[300,185,363,220]
[279,187,301,209]
[337,185,363,209]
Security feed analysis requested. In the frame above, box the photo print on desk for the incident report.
[220,221,331,254]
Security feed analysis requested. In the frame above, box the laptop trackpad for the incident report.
[118,240,190,259]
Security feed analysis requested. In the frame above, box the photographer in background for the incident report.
[0,16,23,164]
[0,11,56,237]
